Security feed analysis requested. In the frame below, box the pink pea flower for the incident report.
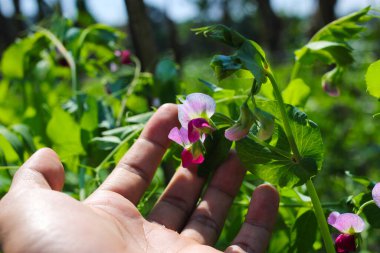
[178,93,216,143]
[115,50,132,65]
[328,212,365,253]
[168,127,204,168]
[225,102,255,141]
[372,182,380,208]
[322,81,340,97]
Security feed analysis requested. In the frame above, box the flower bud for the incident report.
[225,102,255,141]
[321,66,343,97]
[254,108,274,141]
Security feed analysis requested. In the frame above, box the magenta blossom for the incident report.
[115,50,132,65]
[372,182,380,208]
[178,93,216,143]
[328,212,365,253]
[168,127,204,168]
[335,234,356,253]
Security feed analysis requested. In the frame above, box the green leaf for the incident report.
[102,124,144,139]
[365,59,380,99]
[154,58,179,104]
[0,125,24,161]
[80,96,98,131]
[288,209,317,253]
[91,136,121,151]
[295,41,353,66]
[210,55,242,81]
[126,111,154,124]
[47,107,85,158]
[218,69,254,91]
[310,6,371,42]
[11,124,36,152]
[198,128,232,177]
[282,79,311,107]
[236,101,323,188]
[192,24,245,48]
[199,79,222,92]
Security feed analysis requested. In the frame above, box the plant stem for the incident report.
[290,61,301,80]
[357,200,375,215]
[267,73,301,160]
[247,133,292,159]
[95,127,143,175]
[79,166,86,201]
[116,56,142,126]
[306,179,336,253]
[267,72,335,253]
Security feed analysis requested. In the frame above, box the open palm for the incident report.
[0,104,279,253]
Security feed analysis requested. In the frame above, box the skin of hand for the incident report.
[0,104,279,253]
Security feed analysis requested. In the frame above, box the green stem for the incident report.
[0,166,19,170]
[267,73,301,160]
[267,71,335,253]
[357,200,375,215]
[37,27,81,119]
[215,95,247,104]
[290,61,301,80]
[95,127,143,174]
[79,166,86,201]
[306,180,336,253]
[116,56,142,126]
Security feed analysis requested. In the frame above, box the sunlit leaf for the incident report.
[282,79,311,107]
[365,59,380,99]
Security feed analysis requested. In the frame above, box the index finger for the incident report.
[89,104,178,205]
[225,184,279,253]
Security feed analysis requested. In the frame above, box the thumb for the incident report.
[10,148,65,191]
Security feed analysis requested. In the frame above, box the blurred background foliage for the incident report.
[0,0,380,252]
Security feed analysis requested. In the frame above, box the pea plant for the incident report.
[166,7,380,253]
[0,6,379,253]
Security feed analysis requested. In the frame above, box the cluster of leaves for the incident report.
[0,17,180,199]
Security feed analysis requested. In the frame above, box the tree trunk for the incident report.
[309,0,337,37]
[255,0,283,54]
[165,15,182,64]
[124,0,158,72]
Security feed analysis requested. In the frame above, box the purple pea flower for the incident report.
[178,93,216,143]
[168,127,204,168]
[328,212,365,253]
[372,182,380,208]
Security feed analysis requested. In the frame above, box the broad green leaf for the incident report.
[295,41,353,66]
[288,209,317,253]
[365,59,380,98]
[80,96,98,131]
[282,79,311,107]
[47,107,85,158]
[236,101,323,187]
[0,125,24,161]
[219,69,254,91]
[11,124,36,152]
[198,128,232,177]
[237,40,268,85]
[91,136,121,151]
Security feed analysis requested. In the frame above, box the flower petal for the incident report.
[181,149,204,168]
[330,213,365,234]
[372,182,380,208]
[328,211,340,226]
[188,118,213,143]
[178,93,215,126]
[335,234,356,253]
[168,127,190,147]
[224,123,250,141]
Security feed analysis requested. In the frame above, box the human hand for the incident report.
[0,104,279,253]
